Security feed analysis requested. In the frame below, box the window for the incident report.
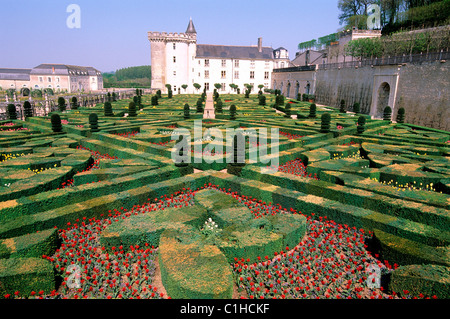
[39,77,43,82]
[205,70,209,79]
[221,60,226,67]
[173,43,176,50]
[250,71,255,79]
[250,60,255,68]
[56,77,60,83]
[234,71,239,79]
[48,77,52,82]
[234,60,239,68]
[264,71,269,80]
[204,83,210,91]
[221,83,226,91]
[264,83,269,88]
[205,59,209,67]
[221,70,226,79]
[173,56,176,63]
[173,71,176,76]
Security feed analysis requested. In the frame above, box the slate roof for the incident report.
[186,18,196,34]
[196,44,274,60]
[0,68,31,81]
[30,64,101,76]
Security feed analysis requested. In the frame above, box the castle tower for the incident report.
[148,19,197,93]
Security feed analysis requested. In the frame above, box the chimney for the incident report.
[258,37,262,53]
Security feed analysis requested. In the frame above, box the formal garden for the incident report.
[0,90,449,299]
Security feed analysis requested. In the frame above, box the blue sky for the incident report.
[0,0,342,72]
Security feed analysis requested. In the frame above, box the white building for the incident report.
[148,19,289,94]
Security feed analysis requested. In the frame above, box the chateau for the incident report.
[0,64,103,93]
[148,19,289,94]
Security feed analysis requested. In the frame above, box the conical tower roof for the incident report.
[186,18,196,34]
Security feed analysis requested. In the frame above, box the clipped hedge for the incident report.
[0,228,58,259]
[388,264,450,299]
[0,257,55,298]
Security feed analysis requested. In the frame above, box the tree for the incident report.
[193,83,201,92]
[182,84,188,92]
[214,83,222,90]
[151,95,159,106]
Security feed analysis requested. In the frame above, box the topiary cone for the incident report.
[104,101,114,116]
[89,113,99,132]
[357,115,366,134]
[128,101,137,117]
[51,113,62,132]
[319,112,331,133]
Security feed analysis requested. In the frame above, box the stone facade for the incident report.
[272,60,449,131]
[0,64,103,93]
[148,19,287,94]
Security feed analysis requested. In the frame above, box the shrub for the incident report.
[57,97,66,112]
[168,89,173,99]
[104,101,114,116]
[320,112,331,133]
[309,103,317,118]
[128,101,137,117]
[229,104,237,120]
[285,103,292,118]
[339,100,346,113]
[357,115,366,134]
[275,95,285,106]
[196,99,204,113]
[89,113,99,132]
[7,104,17,120]
[156,90,162,98]
[184,103,190,119]
[51,114,62,132]
[151,95,158,106]
[383,106,392,121]
[353,102,360,114]
[107,92,111,102]
[71,97,78,110]
[302,93,308,101]
[112,92,117,102]
[397,107,405,123]
[297,93,302,101]
[23,101,33,118]
[216,99,223,113]
[258,95,266,106]
[244,89,250,99]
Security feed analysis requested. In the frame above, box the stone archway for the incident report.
[376,82,390,118]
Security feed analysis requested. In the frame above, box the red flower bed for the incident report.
[4,184,436,299]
